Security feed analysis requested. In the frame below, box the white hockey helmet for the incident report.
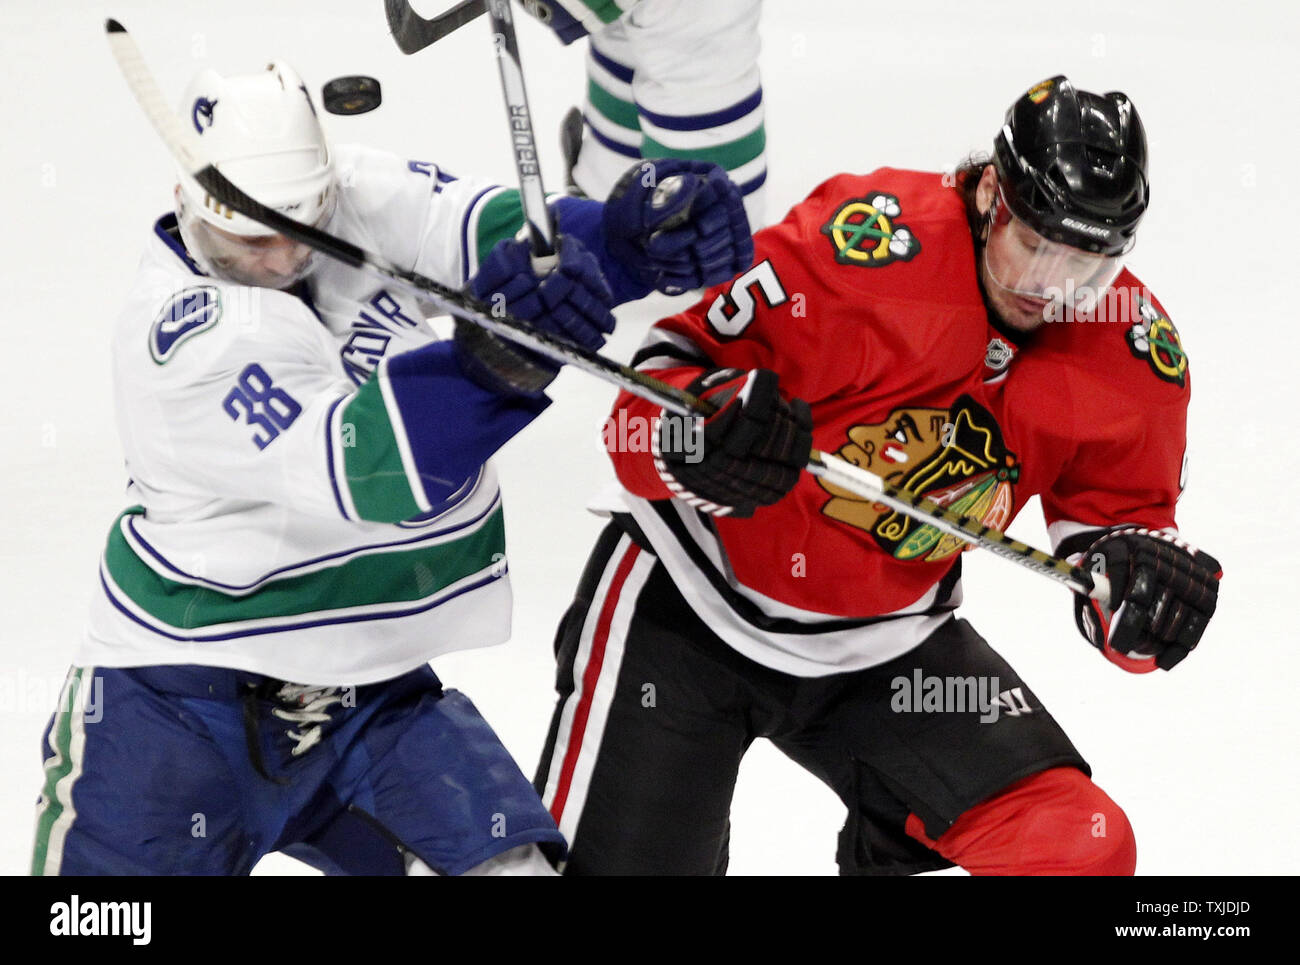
[174,62,335,286]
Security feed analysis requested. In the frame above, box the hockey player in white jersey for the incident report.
[30,60,751,875]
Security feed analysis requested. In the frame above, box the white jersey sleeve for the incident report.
[329,143,529,291]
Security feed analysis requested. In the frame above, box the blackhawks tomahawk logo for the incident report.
[818,395,1019,563]
[821,193,920,267]
[1127,296,1187,387]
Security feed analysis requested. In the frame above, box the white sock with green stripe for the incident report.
[573,37,642,201]
[572,7,768,226]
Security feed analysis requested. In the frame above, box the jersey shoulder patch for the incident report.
[820,192,921,267]
[149,285,222,364]
[1125,294,1188,388]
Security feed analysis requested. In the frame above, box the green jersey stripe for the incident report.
[586,78,639,131]
[103,505,506,630]
[572,0,628,29]
[473,189,527,268]
[642,124,767,171]
[31,667,85,876]
[341,375,423,523]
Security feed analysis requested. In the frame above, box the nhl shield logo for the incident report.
[984,337,1014,372]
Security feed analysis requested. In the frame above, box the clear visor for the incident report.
[180,205,322,290]
[984,187,1126,310]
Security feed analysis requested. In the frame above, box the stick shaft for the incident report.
[485,0,555,258]
[807,451,1102,598]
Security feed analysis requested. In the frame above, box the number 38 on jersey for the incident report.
[222,363,302,450]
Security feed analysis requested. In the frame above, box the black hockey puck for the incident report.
[322,76,382,115]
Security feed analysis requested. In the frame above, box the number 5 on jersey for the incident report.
[707,260,788,337]
[223,363,302,449]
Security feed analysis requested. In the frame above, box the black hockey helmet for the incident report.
[992,76,1148,256]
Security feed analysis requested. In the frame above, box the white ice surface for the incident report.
[1,0,1296,876]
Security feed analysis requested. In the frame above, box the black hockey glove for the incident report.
[457,234,615,396]
[1068,527,1222,673]
[655,368,812,518]
[603,158,753,295]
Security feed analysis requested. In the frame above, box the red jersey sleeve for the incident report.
[1037,280,1189,549]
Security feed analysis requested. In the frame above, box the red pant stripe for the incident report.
[549,541,642,824]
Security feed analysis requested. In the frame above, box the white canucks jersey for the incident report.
[80,144,542,686]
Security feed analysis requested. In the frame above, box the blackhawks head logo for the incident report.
[1127,296,1187,387]
[821,194,920,267]
[818,395,1019,563]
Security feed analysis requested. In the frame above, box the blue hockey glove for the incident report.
[603,159,753,295]
[457,234,616,396]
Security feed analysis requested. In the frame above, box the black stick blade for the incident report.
[385,0,486,55]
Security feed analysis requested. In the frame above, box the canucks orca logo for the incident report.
[150,286,222,364]
[1127,296,1188,387]
[192,97,218,133]
[821,194,920,267]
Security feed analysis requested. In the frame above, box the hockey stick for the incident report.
[102,18,692,414]
[484,0,556,263]
[103,19,1107,605]
[804,452,1103,599]
[385,0,487,55]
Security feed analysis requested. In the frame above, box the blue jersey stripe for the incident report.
[153,214,203,275]
[737,168,768,196]
[324,395,350,520]
[589,45,634,84]
[638,87,763,133]
[585,121,642,159]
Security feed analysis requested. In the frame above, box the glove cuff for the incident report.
[651,411,740,516]
[453,320,557,397]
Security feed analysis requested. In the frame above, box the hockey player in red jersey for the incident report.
[534,76,1222,875]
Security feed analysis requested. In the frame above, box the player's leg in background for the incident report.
[572,0,767,227]
[772,617,1136,876]
[32,665,255,875]
[275,664,565,876]
[534,523,754,874]
[626,0,766,226]
[571,18,643,199]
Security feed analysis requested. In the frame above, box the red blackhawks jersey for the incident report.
[606,168,1191,676]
